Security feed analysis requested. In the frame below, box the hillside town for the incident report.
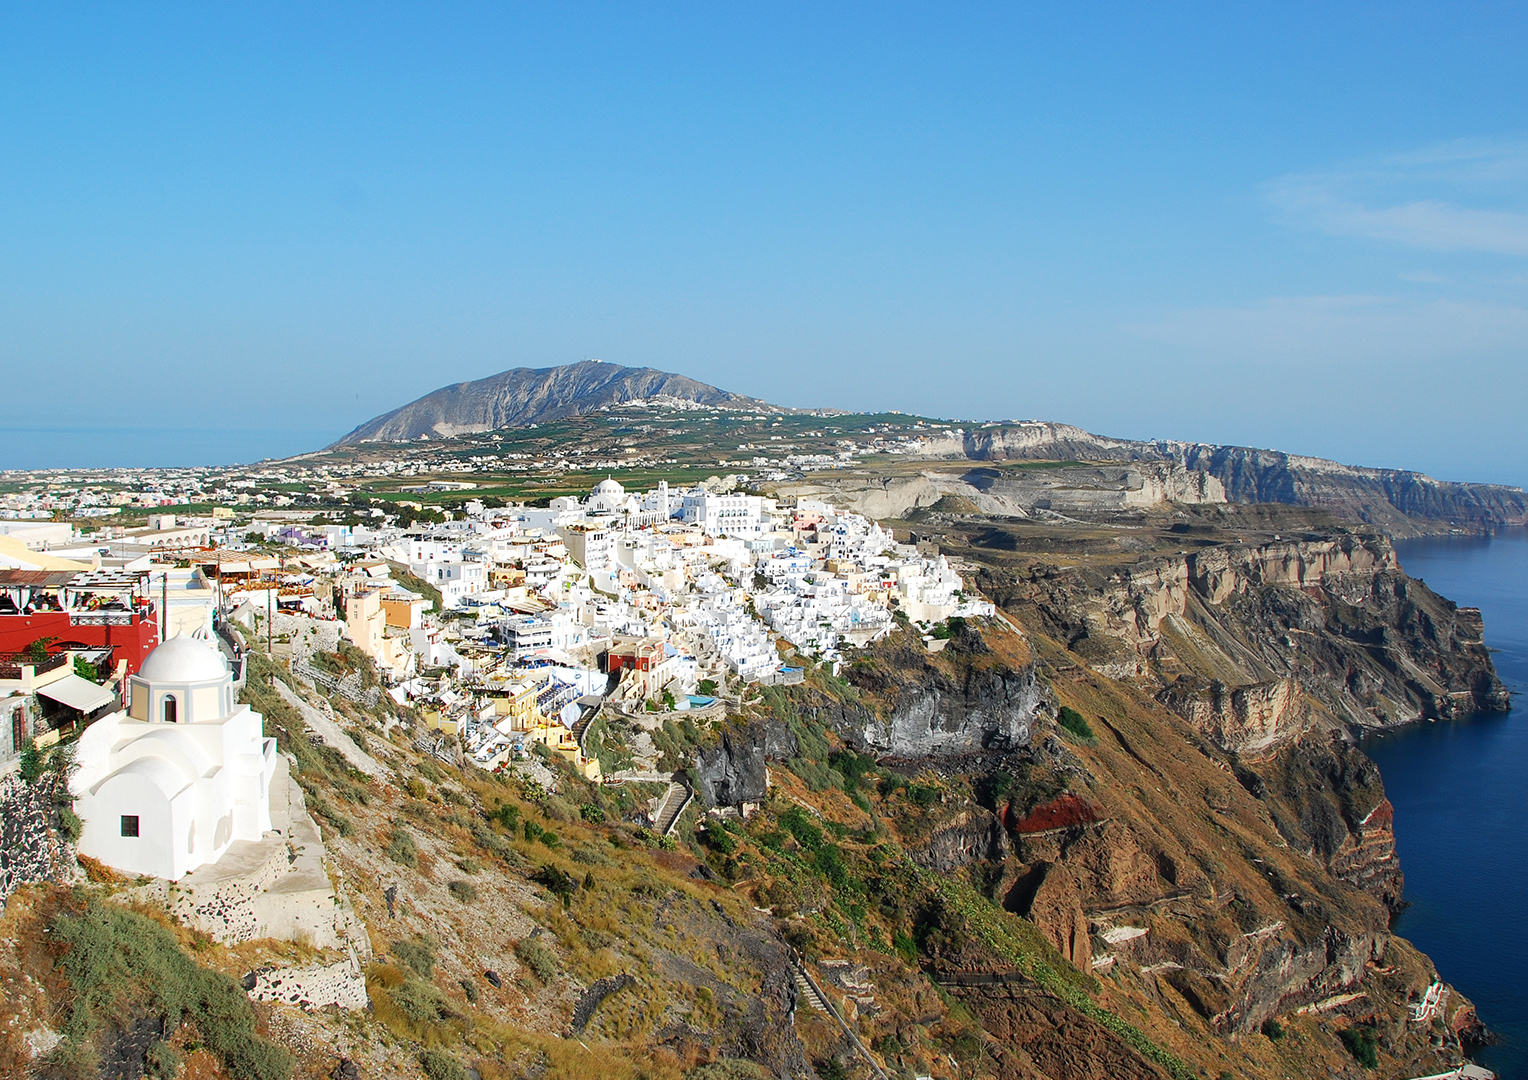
[0,470,991,787]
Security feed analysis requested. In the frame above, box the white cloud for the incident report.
[1265,138,1528,255]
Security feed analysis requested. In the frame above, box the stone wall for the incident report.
[246,947,368,1011]
[0,772,74,903]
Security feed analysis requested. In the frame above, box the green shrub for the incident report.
[145,1040,182,1078]
[778,805,823,853]
[58,805,83,844]
[1056,706,1095,740]
[814,844,851,890]
[391,936,436,978]
[1339,1026,1378,1068]
[73,655,101,683]
[385,826,418,867]
[1261,1017,1284,1040]
[389,976,452,1024]
[516,934,558,982]
[974,771,1013,811]
[533,864,577,905]
[49,899,293,1080]
[447,879,478,903]
[418,1049,468,1080]
[828,749,876,793]
[18,740,42,784]
[906,783,940,808]
[702,825,737,856]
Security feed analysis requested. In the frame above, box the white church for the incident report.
[71,633,277,880]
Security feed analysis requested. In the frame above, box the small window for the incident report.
[162,696,177,724]
[121,815,140,838]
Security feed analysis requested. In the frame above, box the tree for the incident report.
[74,655,100,683]
[24,637,58,664]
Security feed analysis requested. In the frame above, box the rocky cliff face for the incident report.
[334,361,777,444]
[944,419,1528,532]
[982,531,1506,740]
[810,514,1502,1071]
[822,627,1041,757]
[695,720,798,808]
[779,461,1225,522]
[1170,442,1528,534]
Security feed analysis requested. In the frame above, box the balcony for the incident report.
[70,611,139,627]
[0,651,69,681]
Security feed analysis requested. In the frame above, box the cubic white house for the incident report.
[70,634,278,880]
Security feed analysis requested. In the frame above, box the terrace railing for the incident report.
[0,652,69,681]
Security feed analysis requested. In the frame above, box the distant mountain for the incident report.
[332,361,781,445]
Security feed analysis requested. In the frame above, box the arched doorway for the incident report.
[162,696,177,724]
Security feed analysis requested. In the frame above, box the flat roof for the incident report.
[0,569,80,587]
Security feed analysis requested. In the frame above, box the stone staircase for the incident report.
[793,967,830,1013]
[789,961,890,1080]
[652,780,691,836]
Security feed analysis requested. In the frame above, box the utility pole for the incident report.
[160,570,168,643]
[267,569,274,656]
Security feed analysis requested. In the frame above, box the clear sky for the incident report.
[3,4,1527,483]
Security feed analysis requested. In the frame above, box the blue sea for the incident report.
[1364,530,1528,1078]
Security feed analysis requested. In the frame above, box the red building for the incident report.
[0,570,160,675]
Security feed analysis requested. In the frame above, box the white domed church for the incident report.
[71,633,277,880]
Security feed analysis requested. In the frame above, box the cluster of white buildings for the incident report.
[4,466,989,785]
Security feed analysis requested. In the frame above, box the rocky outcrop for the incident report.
[1158,677,1306,754]
[842,662,1039,757]
[917,810,1009,873]
[780,462,1225,521]
[695,721,798,808]
[334,361,778,444]
[1216,925,1386,1033]
[988,532,1506,734]
[1242,736,1405,911]
[1171,443,1528,535]
[1013,863,1093,972]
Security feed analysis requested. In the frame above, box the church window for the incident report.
[121,815,139,837]
[163,696,177,724]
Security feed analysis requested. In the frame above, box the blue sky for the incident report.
[3,4,1527,483]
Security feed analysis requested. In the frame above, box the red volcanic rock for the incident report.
[1010,795,1102,834]
[1360,799,1394,830]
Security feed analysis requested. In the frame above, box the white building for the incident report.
[558,524,614,577]
[681,492,768,539]
[71,635,278,881]
[501,610,587,659]
[412,557,487,609]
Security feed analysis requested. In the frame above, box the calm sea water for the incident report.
[1364,530,1528,1078]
